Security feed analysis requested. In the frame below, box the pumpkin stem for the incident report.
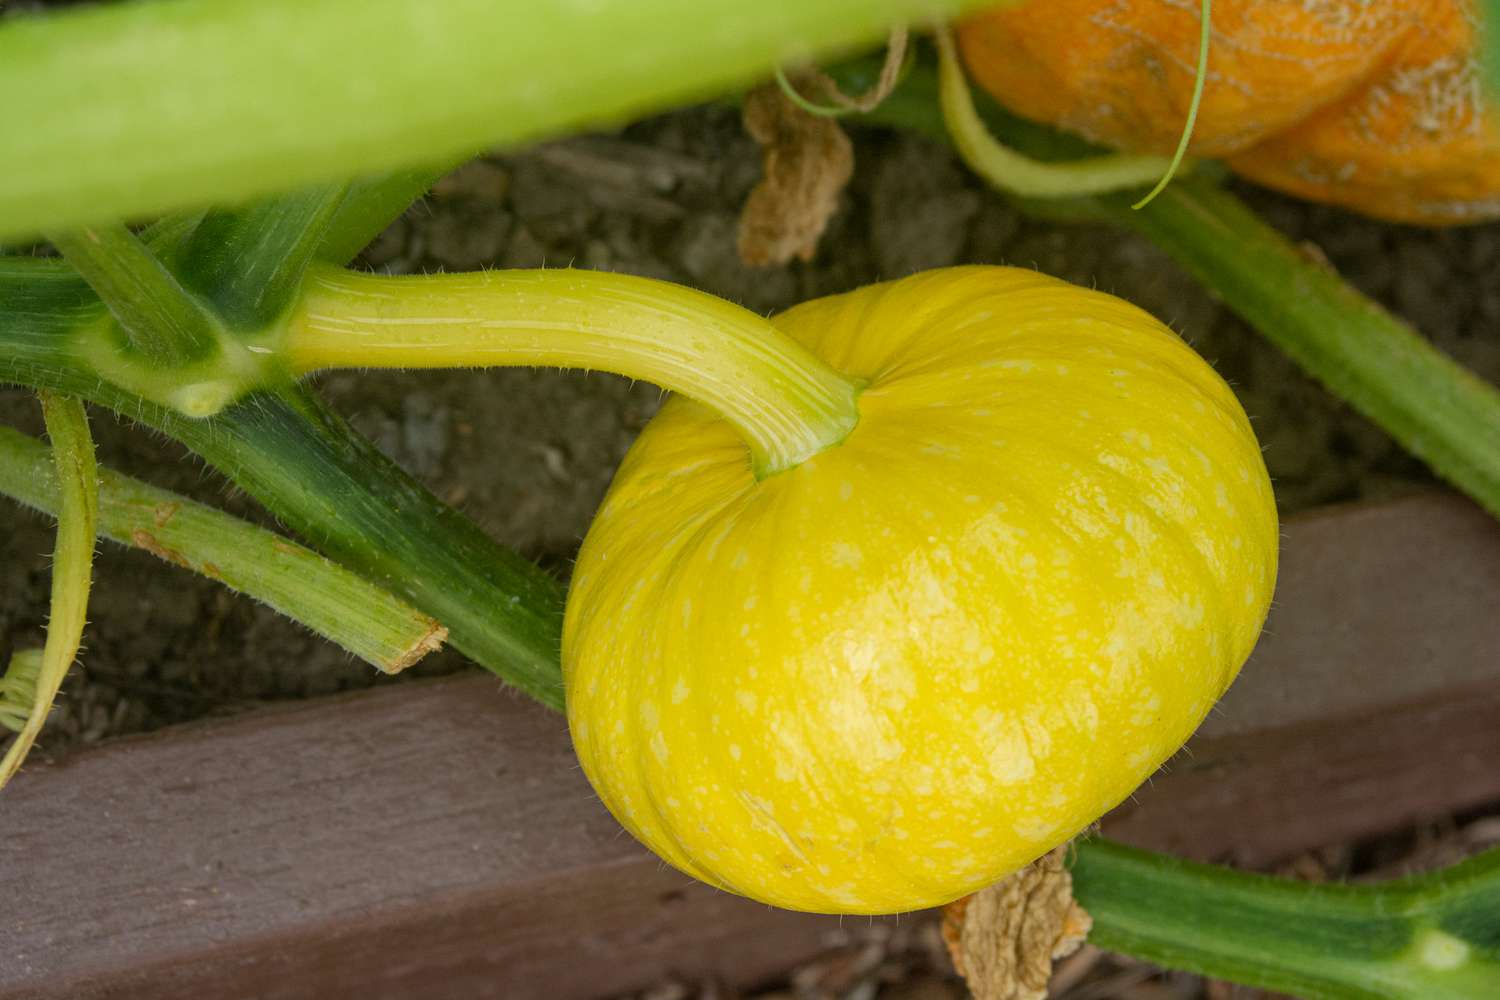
[1131,0,1212,210]
[284,264,862,479]
[934,26,1178,198]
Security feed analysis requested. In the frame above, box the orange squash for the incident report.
[956,0,1500,224]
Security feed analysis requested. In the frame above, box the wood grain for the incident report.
[2,492,1497,999]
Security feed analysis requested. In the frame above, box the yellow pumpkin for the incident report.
[564,267,1278,914]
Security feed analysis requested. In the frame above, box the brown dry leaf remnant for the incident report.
[941,846,1092,1000]
[736,85,854,267]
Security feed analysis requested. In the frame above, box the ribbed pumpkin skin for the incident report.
[957,0,1500,225]
[564,267,1278,914]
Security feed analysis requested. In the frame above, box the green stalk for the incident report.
[0,426,446,675]
[45,223,218,365]
[315,168,454,265]
[177,182,350,330]
[1,257,566,707]
[0,393,97,789]
[0,0,992,240]
[1073,839,1500,999]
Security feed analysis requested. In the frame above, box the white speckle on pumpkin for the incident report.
[975,708,1036,785]
[1131,691,1163,727]
[838,480,854,501]
[737,690,758,712]
[729,743,742,761]
[1012,817,1058,841]
[672,679,690,704]
[830,542,863,568]
[743,594,758,611]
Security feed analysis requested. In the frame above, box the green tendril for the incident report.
[1133,0,1211,210]
[773,65,855,117]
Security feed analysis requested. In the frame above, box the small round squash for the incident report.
[564,267,1277,914]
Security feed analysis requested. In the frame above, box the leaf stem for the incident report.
[0,393,97,790]
[176,182,350,330]
[287,264,863,477]
[46,224,218,366]
[0,425,446,675]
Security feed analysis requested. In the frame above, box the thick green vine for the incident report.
[0,0,993,240]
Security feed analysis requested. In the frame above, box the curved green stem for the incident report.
[288,265,862,477]
[934,26,1176,198]
[1073,838,1500,999]
[0,393,97,790]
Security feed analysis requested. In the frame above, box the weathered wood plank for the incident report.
[2,492,1497,999]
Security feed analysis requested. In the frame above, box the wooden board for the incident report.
[2,492,1498,999]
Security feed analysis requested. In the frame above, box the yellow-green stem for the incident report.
[934,27,1177,198]
[287,264,862,477]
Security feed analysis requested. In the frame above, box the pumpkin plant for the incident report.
[4,0,1500,997]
